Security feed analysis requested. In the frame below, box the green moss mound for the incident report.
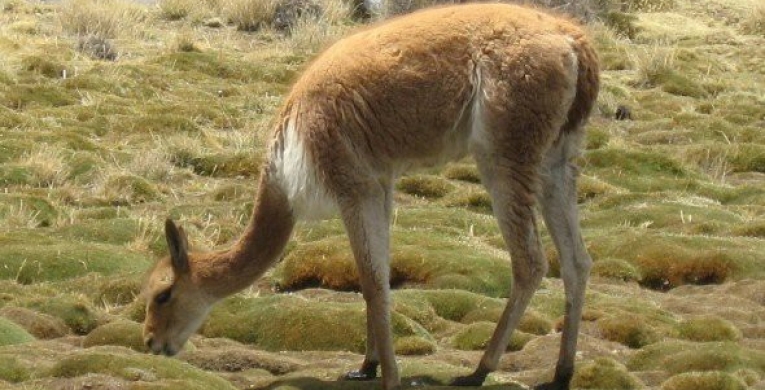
[0,232,151,283]
[48,349,237,390]
[82,320,147,352]
[0,306,69,339]
[19,295,99,335]
[0,317,35,346]
[394,289,503,324]
[278,230,511,297]
[451,321,532,352]
[661,371,747,390]
[677,316,741,342]
[54,218,148,245]
[572,357,644,389]
[629,341,765,376]
[202,294,429,353]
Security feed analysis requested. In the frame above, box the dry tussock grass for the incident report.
[16,145,70,188]
[221,0,280,31]
[629,43,677,87]
[1,200,46,229]
[741,4,765,36]
[58,0,148,38]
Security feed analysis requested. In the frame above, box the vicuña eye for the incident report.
[155,289,172,305]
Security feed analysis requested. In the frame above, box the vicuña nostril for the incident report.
[145,337,154,348]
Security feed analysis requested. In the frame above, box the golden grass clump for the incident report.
[397,175,454,199]
[443,163,481,183]
[445,189,493,213]
[394,335,436,355]
[676,316,742,342]
[58,0,148,38]
[591,258,642,282]
[597,313,659,348]
[636,250,733,291]
[571,357,645,389]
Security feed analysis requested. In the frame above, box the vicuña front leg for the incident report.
[340,186,399,389]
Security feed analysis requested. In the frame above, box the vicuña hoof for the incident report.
[450,370,488,387]
[534,380,569,390]
[342,361,378,381]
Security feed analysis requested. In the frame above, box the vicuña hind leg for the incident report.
[535,134,592,390]
[339,182,399,389]
[452,154,548,386]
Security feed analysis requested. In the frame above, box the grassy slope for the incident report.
[0,0,764,389]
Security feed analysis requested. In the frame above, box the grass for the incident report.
[0,306,69,339]
[49,349,237,390]
[82,320,148,352]
[661,371,747,390]
[571,357,644,389]
[0,0,764,389]
[58,0,147,39]
[202,294,431,353]
[0,317,35,346]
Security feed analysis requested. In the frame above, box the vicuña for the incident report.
[143,4,599,390]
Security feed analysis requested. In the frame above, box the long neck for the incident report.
[194,171,295,299]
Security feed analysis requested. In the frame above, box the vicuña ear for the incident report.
[165,218,190,275]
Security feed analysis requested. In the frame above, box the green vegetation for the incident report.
[677,316,742,342]
[0,317,35,346]
[661,371,748,390]
[571,357,645,389]
[49,349,237,390]
[0,306,70,339]
[0,0,764,388]
[0,356,31,383]
[397,175,454,199]
[82,320,148,352]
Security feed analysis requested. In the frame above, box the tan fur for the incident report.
[143,4,599,390]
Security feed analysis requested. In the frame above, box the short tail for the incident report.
[562,35,600,134]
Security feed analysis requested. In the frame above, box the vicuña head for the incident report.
[142,3,599,390]
[142,220,215,356]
